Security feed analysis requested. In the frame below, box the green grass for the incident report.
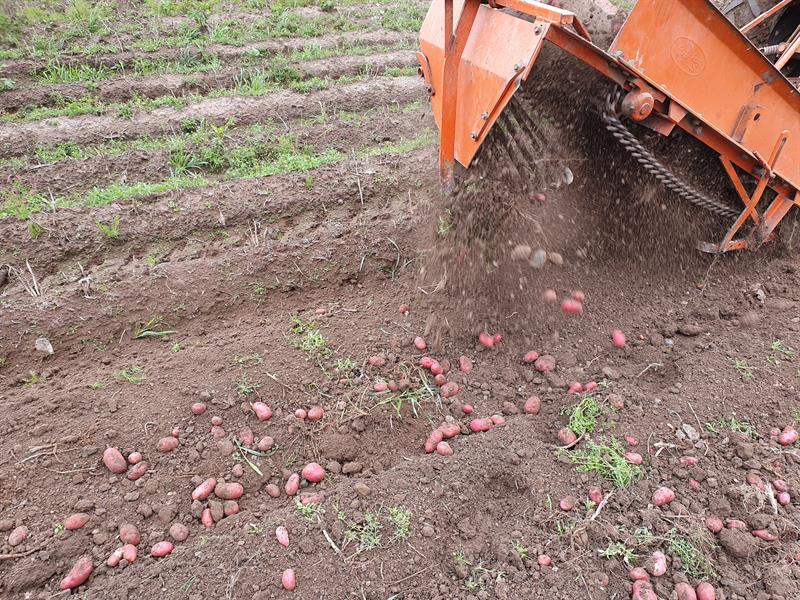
[113,365,144,384]
[132,317,176,339]
[388,506,412,541]
[382,4,425,32]
[704,415,755,437]
[36,60,118,84]
[96,215,121,239]
[291,316,333,360]
[597,541,637,566]
[295,500,323,521]
[511,540,530,561]
[345,511,383,552]
[568,436,641,488]
[732,358,755,380]
[563,394,608,437]
[235,374,260,395]
[666,529,716,579]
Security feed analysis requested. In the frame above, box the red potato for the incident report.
[542,289,558,303]
[59,556,93,590]
[752,529,777,541]
[399,303,411,315]
[458,355,473,373]
[211,416,223,426]
[624,435,639,446]
[777,492,791,506]
[151,541,174,558]
[239,428,254,446]
[557,427,577,446]
[537,554,552,567]
[264,484,280,498]
[106,548,123,567]
[705,516,723,533]
[285,473,300,496]
[231,464,244,478]
[584,381,598,392]
[275,525,290,547]
[300,492,323,506]
[588,487,603,504]
[215,482,244,500]
[652,487,675,507]
[211,426,226,439]
[420,356,434,369]
[778,427,799,446]
[559,496,576,511]
[567,381,583,395]
[770,427,781,439]
[571,290,586,303]
[430,360,443,376]
[302,462,325,483]
[462,404,474,415]
[368,355,386,367]
[441,382,459,398]
[192,478,217,501]
[119,524,141,545]
[282,568,297,591]
[772,479,789,493]
[560,299,583,315]
[492,333,503,345]
[746,472,765,490]
[373,381,389,392]
[647,550,667,576]
[679,456,698,466]
[201,509,213,529]
[413,336,427,351]
[65,513,90,531]
[611,329,626,348]
[533,355,556,372]
[314,308,326,315]
[524,396,541,415]
[491,414,506,426]
[439,423,461,439]
[191,402,207,415]
[128,452,143,465]
[8,525,28,546]
[628,567,649,581]
[478,332,495,349]
[608,394,625,410]
[533,192,547,202]
[433,374,447,386]
[469,418,493,433]
[102,447,127,474]
[307,406,324,421]
[122,544,137,563]
[624,452,643,465]
[157,437,179,453]
[522,350,540,364]
[252,402,273,421]
[674,582,698,600]
[171,427,180,438]
[632,580,657,600]
[425,430,444,453]
[169,523,189,542]
[294,408,307,420]
[726,519,747,529]
[435,441,454,456]
[223,501,240,516]
[695,582,716,600]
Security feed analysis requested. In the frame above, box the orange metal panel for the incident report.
[609,0,800,192]
[419,0,547,167]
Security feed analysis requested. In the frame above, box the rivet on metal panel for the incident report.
[513,64,520,72]
[534,25,542,35]
[693,126,703,135]
[481,112,489,120]
[470,131,478,140]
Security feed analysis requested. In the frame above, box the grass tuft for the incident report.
[568,436,641,488]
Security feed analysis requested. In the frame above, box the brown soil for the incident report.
[2,2,800,600]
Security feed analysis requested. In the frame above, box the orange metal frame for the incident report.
[418,0,800,253]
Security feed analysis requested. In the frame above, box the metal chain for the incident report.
[601,91,739,219]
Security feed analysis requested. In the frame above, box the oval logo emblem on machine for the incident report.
[671,36,706,76]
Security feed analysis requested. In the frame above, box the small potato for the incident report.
[151,541,174,558]
[492,333,502,345]
[490,414,505,426]
[705,516,723,533]
[679,456,698,466]
[674,582,698,600]
[282,568,297,591]
[119,524,141,546]
[583,381,598,392]
[211,416,223,426]
[625,435,639,446]
[689,478,700,491]
[252,402,273,421]
[102,447,127,474]
[652,486,675,507]
[533,192,547,202]
[307,406,324,421]
[522,350,540,364]
[127,461,148,481]
[157,437,178,453]
[435,441,453,456]
[695,582,716,600]
[726,519,747,529]
[462,404,474,414]
[214,482,244,500]
[567,382,583,395]
[632,580,657,600]
[537,554,551,567]
[8,525,28,546]
[294,409,307,420]
[239,428,254,446]
[65,513,90,531]
[171,427,180,438]
[122,544,137,563]
[211,426,226,439]
[746,472,764,490]
[430,360,443,376]
[752,529,777,541]
[433,374,447,386]
[438,423,460,439]
[628,567,649,581]
[301,462,325,483]
[169,523,189,542]
[646,550,666,576]
[557,427,577,446]
[772,479,789,492]
[778,427,798,446]
[441,382,459,398]
[413,336,427,351]
[611,329,626,348]
[420,356,434,369]
[777,491,791,506]
[560,298,583,315]
[192,478,217,501]
[368,355,386,367]
[559,496,575,511]
[542,289,557,303]
[458,355,473,372]
[285,473,300,496]
[478,332,494,349]
[399,303,411,314]
[264,484,280,498]
[231,464,244,478]
[314,308,326,315]
[624,452,643,465]
[59,556,93,590]
[128,452,143,465]
[258,436,275,452]
[191,403,207,415]
[571,290,586,303]
[223,501,240,516]
[469,418,492,433]
[424,430,444,453]
[201,509,213,529]
[524,396,541,415]
[276,526,290,547]
[373,381,388,392]
[533,355,556,372]
[588,487,603,504]
[106,548,123,567]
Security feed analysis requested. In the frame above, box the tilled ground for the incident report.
[2,1,800,600]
